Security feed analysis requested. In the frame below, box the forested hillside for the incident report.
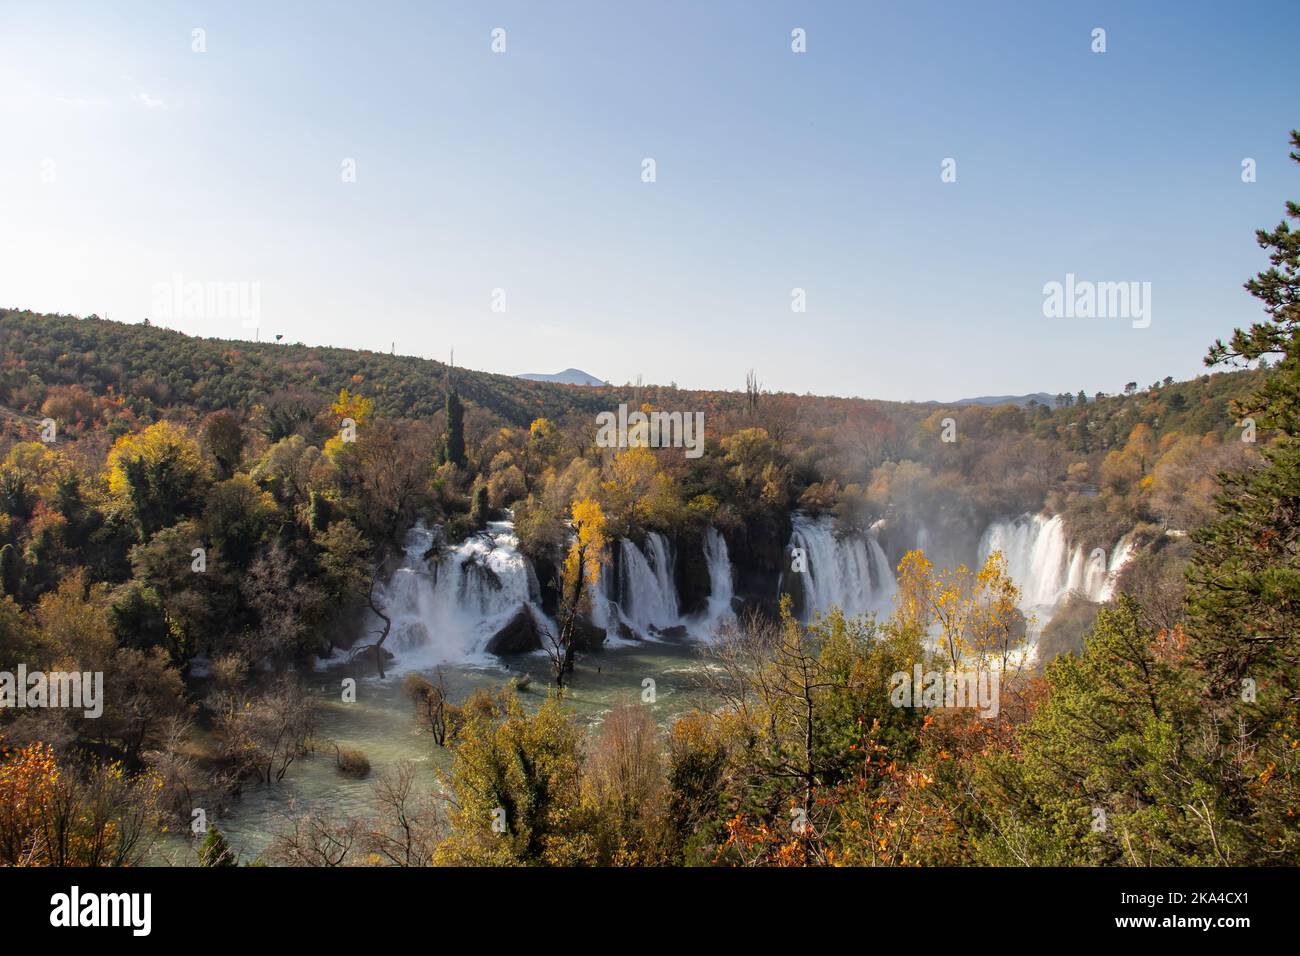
[1,309,622,424]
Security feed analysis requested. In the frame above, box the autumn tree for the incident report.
[894,548,1025,672]
[522,416,559,491]
[107,422,208,538]
[0,742,164,866]
[363,762,444,865]
[705,601,918,866]
[201,410,246,479]
[584,700,667,864]
[547,498,607,688]
[211,673,318,784]
[200,474,279,568]
[330,387,374,431]
[434,695,593,865]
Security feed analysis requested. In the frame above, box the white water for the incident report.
[978,514,1135,614]
[785,511,1137,629]
[1098,533,1136,602]
[374,510,1133,668]
[377,524,731,654]
[376,520,552,668]
[590,534,679,640]
[702,526,736,626]
[979,513,1070,609]
[788,513,898,619]
[620,533,680,633]
[593,529,736,641]
[915,522,931,553]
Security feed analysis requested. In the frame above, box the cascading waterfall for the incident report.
[591,529,737,641]
[979,513,1071,608]
[978,514,1136,613]
[376,520,552,667]
[783,511,1137,630]
[615,533,680,634]
[789,513,898,619]
[371,510,1132,665]
[702,526,736,625]
[590,532,679,640]
[1097,533,1135,602]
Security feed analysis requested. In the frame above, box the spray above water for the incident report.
[376,520,552,669]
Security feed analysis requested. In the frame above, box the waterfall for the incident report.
[372,509,1143,663]
[789,513,897,619]
[979,513,1070,609]
[376,520,552,667]
[1097,533,1136,602]
[618,533,679,633]
[915,522,931,553]
[978,514,1137,613]
[702,526,736,626]
[590,529,737,641]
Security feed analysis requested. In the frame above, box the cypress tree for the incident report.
[0,543,19,599]
[309,490,332,533]
[444,387,466,467]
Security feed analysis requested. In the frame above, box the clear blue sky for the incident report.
[2,1,1296,401]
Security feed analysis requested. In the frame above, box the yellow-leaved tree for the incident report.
[894,548,1024,672]
[323,388,374,461]
[330,387,373,428]
[106,422,207,536]
[548,498,607,688]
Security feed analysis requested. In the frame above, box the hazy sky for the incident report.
[2,1,1296,402]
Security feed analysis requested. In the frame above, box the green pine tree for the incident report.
[1191,131,1300,705]
[197,827,238,867]
[976,598,1209,865]
[1185,129,1300,860]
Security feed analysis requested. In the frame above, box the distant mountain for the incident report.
[951,392,1057,408]
[517,368,606,386]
